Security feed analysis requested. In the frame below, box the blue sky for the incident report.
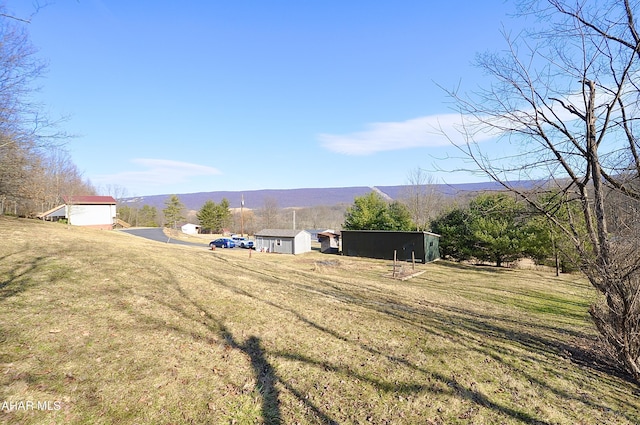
[7,0,519,197]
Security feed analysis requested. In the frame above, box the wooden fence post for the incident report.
[393,250,397,278]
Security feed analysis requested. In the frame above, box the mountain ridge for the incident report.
[120,181,528,211]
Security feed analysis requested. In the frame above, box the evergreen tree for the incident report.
[431,207,475,261]
[215,198,233,232]
[522,192,584,273]
[139,205,159,227]
[432,193,541,266]
[468,194,527,267]
[344,192,387,230]
[117,205,133,226]
[387,201,414,231]
[344,192,415,230]
[197,200,218,233]
[163,195,185,227]
[197,198,232,233]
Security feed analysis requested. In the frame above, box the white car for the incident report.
[231,236,254,249]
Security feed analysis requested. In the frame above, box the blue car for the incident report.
[209,238,235,248]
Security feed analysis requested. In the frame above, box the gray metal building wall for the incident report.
[341,230,440,263]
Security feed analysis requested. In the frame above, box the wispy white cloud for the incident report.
[93,158,222,187]
[318,114,493,155]
[322,90,619,156]
[319,108,574,155]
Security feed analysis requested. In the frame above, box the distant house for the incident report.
[317,231,340,254]
[38,196,117,230]
[181,223,201,235]
[306,229,328,240]
[341,230,440,263]
[254,229,312,255]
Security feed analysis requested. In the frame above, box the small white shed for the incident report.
[318,231,340,254]
[255,229,311,255]
[181,223,201,235]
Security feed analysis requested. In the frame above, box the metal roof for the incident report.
[62,196,117,205]
[340,230,440,237]
[255,229,310,238]
[37,204,66,219]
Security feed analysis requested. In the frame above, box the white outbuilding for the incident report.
[38,196,117,230]
[181,223,201,235]
[254,229,312,255]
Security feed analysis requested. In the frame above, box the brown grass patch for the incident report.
[0,216,638,424]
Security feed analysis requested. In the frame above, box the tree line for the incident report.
[151,194,348,234]
[342,189,582,272]
[0,5,95,217]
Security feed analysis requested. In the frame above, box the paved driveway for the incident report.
[118,228,208,248]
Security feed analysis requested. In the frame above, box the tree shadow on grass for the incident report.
[206,276,558,424]
[124,262,639,424]
[220,329,282,424]
[131,271,340,425]
[0,253,48,301]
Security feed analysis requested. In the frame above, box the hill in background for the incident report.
[121,181,528,211]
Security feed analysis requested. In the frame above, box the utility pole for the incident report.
[240,194,245,237]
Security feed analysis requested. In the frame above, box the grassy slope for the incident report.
[0,217,638,425]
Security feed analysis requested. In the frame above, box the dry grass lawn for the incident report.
[1,217,638,424]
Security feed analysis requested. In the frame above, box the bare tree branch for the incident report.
[442,0,640,380]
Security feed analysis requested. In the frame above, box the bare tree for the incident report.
[103,184,129,201]
[256,197,281,229]
[402,167,442,231]
[39,147,94,208]
[294,204,348,231]
[1,1,50,24]
[0,4,72,216]
[444,0,640,379]
[0,140,30,213]
[233,209,257,235]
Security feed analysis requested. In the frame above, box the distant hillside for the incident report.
[120,181,533,211]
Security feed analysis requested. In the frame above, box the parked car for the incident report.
[209,238,235,248]
[231,236,254,249]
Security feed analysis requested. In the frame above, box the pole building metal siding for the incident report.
[341,230,440,263]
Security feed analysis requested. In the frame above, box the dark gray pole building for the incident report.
[340,230,440,263]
